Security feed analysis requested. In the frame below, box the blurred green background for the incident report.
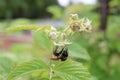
[0,0,120,80]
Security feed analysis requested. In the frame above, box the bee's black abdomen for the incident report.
[62,49,68,57]
[60,49,68,61]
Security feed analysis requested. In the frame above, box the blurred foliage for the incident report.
[47,5,63,20]
[0,1,120,80]
[64,3,95,18]
[109,0,120,7]
[75,30,120,80]
[0,0,58,19]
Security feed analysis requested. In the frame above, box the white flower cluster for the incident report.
[48,14,92,46]
[70,14,92,32]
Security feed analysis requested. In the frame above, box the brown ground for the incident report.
[0,33,33,50]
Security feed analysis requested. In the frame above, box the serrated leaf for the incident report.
[53,60,91,80]
[0,57,14,78]
[32,31,53,51]
[7,59,49,80]
[6,59,91,80]
[68,43,91,61]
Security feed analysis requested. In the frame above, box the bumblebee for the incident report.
[51,46,68,61]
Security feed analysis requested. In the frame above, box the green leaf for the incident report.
[0,57,14,78]
[3,25,40,32]
[6,59,91,80]
[0,51,16,79]
[54,60,91,80]
[68,43,91,61]
[7,59,49,80]
[32,31,53,51]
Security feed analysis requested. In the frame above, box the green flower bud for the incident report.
[70,14,79,20]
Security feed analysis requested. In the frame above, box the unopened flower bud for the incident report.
[51,26,56,31]
[49,32,57,40]
[70,14,79,20]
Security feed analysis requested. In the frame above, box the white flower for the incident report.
[83,18,91,27]
[82,18,92,32]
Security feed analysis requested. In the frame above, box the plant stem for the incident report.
[49,64,53,80]
[49,50,54,80]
